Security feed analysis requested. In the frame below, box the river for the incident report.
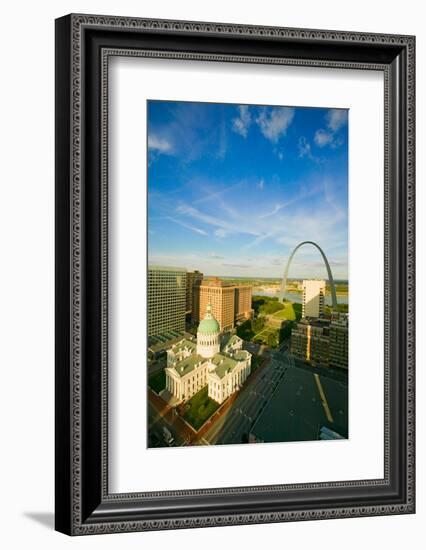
[254,289,349,305]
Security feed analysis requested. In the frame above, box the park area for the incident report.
[237,296,301,348]
[182,387,220,430]
[270,301,299,320]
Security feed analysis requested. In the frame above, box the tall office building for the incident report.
[195,278,235,332]
[192,277,253,332]
[148,266,186,338]
[290,315,348,370]
[235,286,253,322]
[329,317,349,369]
[185,270,203,315]
[302,279,326,318]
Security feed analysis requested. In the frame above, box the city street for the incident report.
[202,354,291,445]
[147,391,194,447]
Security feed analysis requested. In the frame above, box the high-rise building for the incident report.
[302,279,326,318]
[192,277,253,332]
[235,286,253,322]
[290,315,348,370]
[148,266,186,337]
[290,318,330,368]
[185,270,203,315]
[329,317,349,369]
[195,278,235,332]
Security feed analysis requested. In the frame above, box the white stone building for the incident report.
[165,304,251,404]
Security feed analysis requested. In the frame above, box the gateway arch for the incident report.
[278,241,338,310]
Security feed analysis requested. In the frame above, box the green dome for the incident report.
[197,304,220,335]
[198,317,220,335]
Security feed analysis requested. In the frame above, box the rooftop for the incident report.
[201,277,235,288]
[148,331,187,352]
[222,334,241,348]
[171,354,204,378]
[210,353,239,379]
[250,365,348,443]
[233,349,250,361]
[148,265,187,272]
[171,338,197,353]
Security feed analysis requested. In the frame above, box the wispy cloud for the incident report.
[326,109,348,132]
[177,203,259,238]
[243,231,278,250]
[258,203,284,219]
[148,101,348,278]
[217,119,227,159]
[165,216,207,236]
[314,129,333,148]
[256,107,295,143]
[215,229,228,238]
[232,105,251,138]
[298,136,314,160]
[274,148,285,161]
[148,134,173,153]
[312,109,348,150]
[193,180,243,205]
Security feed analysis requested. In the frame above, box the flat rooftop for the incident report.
[250,365,348,443]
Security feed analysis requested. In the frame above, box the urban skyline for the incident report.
[147,100,349,449]
[148,100,348,279]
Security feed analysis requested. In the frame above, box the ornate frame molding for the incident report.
[55,14,415,535]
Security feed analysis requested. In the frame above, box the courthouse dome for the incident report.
[197,304,220,335]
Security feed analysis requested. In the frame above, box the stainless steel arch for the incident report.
[278,241,338,310]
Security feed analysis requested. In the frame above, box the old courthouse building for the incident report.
[165,304,252,404]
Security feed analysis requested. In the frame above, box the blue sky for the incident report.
[147,100,348,280]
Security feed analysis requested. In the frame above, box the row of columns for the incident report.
[166,373,180,397]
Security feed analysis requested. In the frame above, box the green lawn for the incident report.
[183,387,220,430]
[148,369,166,393]
[272,302,296,321]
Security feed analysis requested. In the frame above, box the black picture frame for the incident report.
[55,13,415,535]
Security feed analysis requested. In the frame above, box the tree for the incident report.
[252,317,265,333]
[267,332,277,348]
[279,321,294,343]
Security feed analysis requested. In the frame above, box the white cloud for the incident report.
[148,134,173,153]
[326,109,348,132]
[256,107,295,143]
[165,216,207,236]
[314,129,333,148]
[298,136,313,159]
[258,178,265,190]
[311,109,348,152]
[232,105,251,138]
[214,228,228,238]
[177,203,259,237]
[258,203,284,219]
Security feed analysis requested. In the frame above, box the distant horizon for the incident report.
[148,100,348,280]
[147,263,348,284]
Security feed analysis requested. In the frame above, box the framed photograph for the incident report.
[55,14,415,535]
